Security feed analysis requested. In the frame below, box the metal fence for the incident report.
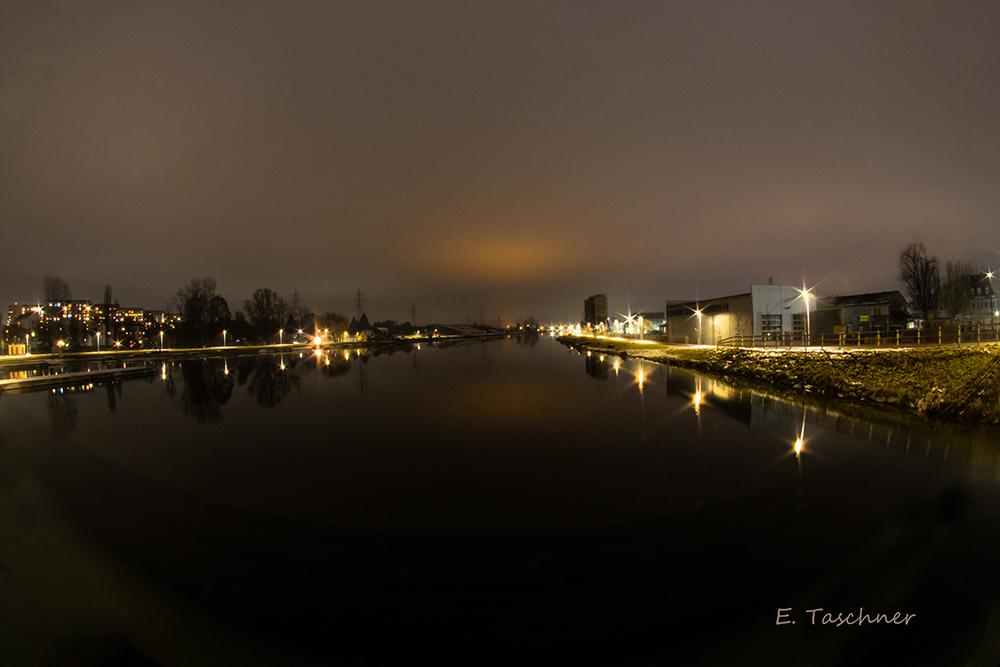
[717,325,1000,349]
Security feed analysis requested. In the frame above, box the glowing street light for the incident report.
[988,270,997,324]
[159,330,164,350]
[797,287,813,345]
[223,329,227,347]
[279,329,283,346]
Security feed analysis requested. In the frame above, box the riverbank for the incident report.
[558,335,1000,424]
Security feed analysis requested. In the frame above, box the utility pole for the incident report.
[291,290,302,325]
[354,289,365,320]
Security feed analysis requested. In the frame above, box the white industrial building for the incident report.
[664,285,814,345]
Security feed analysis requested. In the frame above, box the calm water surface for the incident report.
[2,335,1000,665]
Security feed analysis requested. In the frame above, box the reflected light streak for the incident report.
[794,411,807,458]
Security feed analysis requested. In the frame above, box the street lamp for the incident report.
[987,271,996,325]
[279,329,283,345]
[798,287,812,346]
[96,331,101,352]
[223,329,227,347]
[160,330,164,351]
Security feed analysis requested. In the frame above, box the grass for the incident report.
[558,335,1000,423]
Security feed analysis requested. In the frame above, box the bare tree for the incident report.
[244,287,288,342]
[44,275,72,303]
[175,278,231,346]
[898,242,940,321]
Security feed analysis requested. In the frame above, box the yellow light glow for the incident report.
[314,336,322,345]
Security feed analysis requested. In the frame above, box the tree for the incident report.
[175,278,231,346]
[39,275,72,350]
[898,242,940,322]
[44,275,72,304]
[244,287,288,342]
[939,261,975,321]
[315,311,349,338]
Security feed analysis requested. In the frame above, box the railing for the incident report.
[717,325,1000,349]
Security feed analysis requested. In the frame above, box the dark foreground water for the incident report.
[2,335,1000,666]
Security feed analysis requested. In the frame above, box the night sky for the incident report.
[3,1,999,324]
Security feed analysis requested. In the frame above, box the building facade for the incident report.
[583,294,608,329]
[4,299,181,353]
[664,285,814,345]
[813,291,910,333]
[965,273,998,324]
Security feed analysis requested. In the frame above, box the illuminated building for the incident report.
[664,285,815,345]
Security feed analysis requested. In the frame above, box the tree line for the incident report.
[898,242,994,323]
[173,278,351,347]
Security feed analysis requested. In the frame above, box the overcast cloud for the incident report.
[2,0,998,323]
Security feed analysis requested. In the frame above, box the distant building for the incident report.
[965,273,998,324]
[813,291,910,333]
[664,285,814,345]
[4,299,181,351]
[584,294,608,328]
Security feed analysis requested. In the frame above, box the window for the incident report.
[761,314,781,334]
[792,313,806,333]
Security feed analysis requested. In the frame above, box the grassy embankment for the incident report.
[558,335,1000,424]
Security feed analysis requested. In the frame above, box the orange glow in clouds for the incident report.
[417,232,587,282]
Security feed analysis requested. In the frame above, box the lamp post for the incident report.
[279,329,283,346]
[988,271,997,325]
[798,287,812,347]
[223,329,227,347]
[96,331,101,352]
[160,330,164,351]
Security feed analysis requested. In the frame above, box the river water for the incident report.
[2,335,1000,665]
